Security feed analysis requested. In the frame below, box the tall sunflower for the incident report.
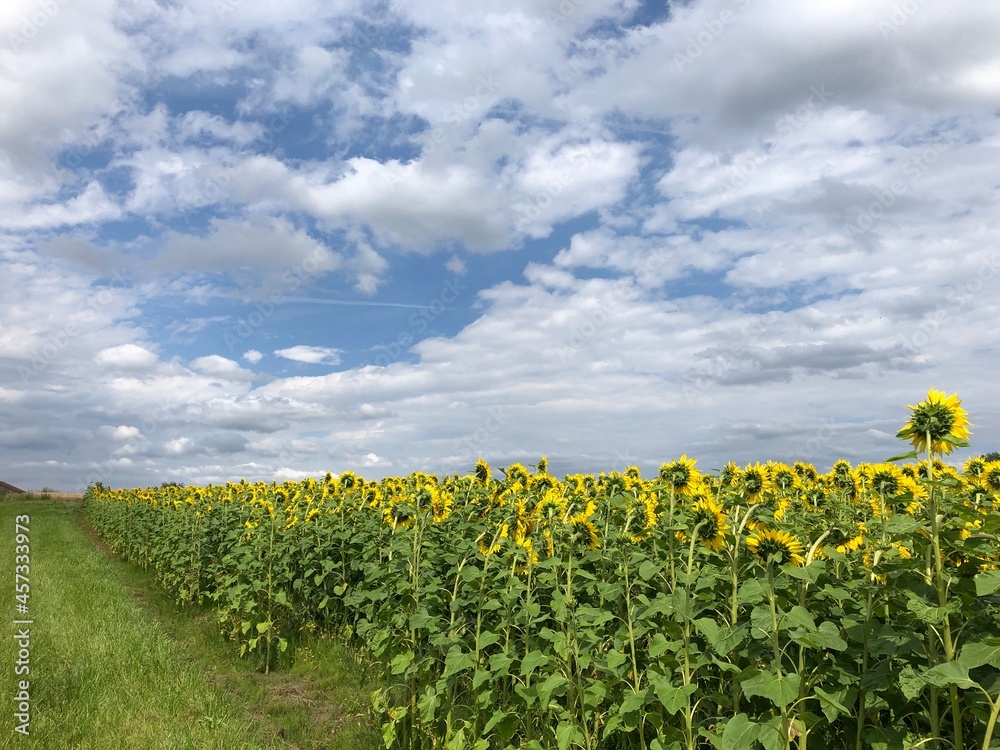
[896,388,972,456]
[746,528,805,566]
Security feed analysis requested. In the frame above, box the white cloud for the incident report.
[165,437,192,455]
[3,1,1000,492]
[190,355,255,381]
[274,345,343,365]
[109,425,142,440]
[95,344,158,370]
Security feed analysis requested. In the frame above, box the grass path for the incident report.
[1,497,380,750]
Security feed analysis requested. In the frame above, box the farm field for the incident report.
[80,391,1000,750]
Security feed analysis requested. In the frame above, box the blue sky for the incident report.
[1,0,999,490]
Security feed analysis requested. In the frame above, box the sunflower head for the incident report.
[659,454,700,493]
[963,456,986,478]
[719,461,741,487]
[896,388,972,456]
[834,458,853,474]
[741,462,773,502]
[746,529,805,567]
[602,472,628,496]
[477,523,509,556]
[567,518,600,551]
[474,458,492,483]
[770,463,799,493]
[984,462,1000,492]
[689,498,730,551]
[504,463,530,485]
[870,463,902,497]
[626,492,658,543]
[430,488,454,523]
[793,462,818,483]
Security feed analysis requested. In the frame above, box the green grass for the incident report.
[0,496,381,750]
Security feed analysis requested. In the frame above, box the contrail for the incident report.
[284,295,452,311]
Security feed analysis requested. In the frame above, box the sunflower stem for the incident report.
[923,431,964,749]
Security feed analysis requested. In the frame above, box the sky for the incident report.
[1,0,999,491]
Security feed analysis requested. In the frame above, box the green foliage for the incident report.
[83,461,1000,749]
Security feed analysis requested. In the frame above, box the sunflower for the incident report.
[567,518,601,550]
[746,529,805,566]
[829,469,859,502]
[565,499,597,525]
[429,487,454,523]
[793,462,818,483]
[530,473,558,492]
[719,461,741,487]
[504,463,531,485]
[800,486,827,509]
[383,501,414,530]
[823,523,865,555]
[689,498,730,551]
[868,463,901,496]
[896,388,972,456]
[891,540,913,560]
[963,456,986,478]
[984,462,1000,492]
[512,537,539,573]
[659,454,701,494]
[474,458,492,483]
[741,462,773,503]
[831,459,852,476]
[770,463,799,494]
[477,523,509,556]
[626,492,659,543]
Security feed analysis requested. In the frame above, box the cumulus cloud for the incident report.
[274,345,343,365]
[190,355,254,381]
[2,0,999,491]
[95,344,158,370]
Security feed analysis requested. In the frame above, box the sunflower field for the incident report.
[83,390,1000,750]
